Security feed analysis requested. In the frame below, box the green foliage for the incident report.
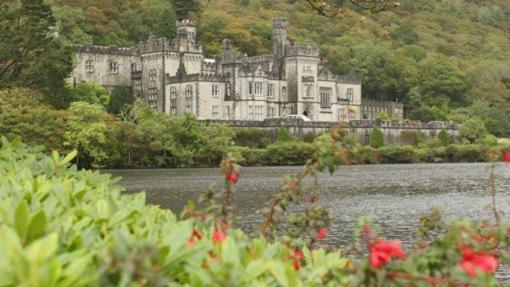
[369,128,384,148]
[0,0,73,97]
[156,8,178,39]
[378,145,418,163]
[267,142,315,166]
[0,139,353,286]
[0,88,67,152]
[233,128,272,148]
[107,86,134,115]
[438,129,450,146]
[277,127,298,142]
[67,81,111,108]
[64,102,111,167]
[459,117,487,144]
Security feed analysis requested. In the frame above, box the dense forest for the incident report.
[43,0,510,136]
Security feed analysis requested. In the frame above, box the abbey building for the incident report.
[68,17,403,122]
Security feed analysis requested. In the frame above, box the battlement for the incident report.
[286,44,320,57]
[242,55,274,63]
[72,44,139,56]
[177,19,197,28]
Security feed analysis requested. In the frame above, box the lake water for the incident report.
[108,163,510,248]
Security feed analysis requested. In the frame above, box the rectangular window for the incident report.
[282,87,287,100]
[226,106,231,120]
[170,87,177,99]
[85,60,94,72]
[346,88,354,102]
[135,81,142,91]
[149,69,157,81]
[212,105,220,119]
[248,81,253,95]
[212,84,219,97]
[303,83,313,99]
[320,87,332,108]
[338,108,347,122]
[147,88,158,108]
[186,105,192,113]
[268,107,275,118]
[185,85,193,98]
[248,105,254,120]
[255,106,264,120]
[255,82,263,95]
[110,61,118,74]
[131,63,137,72]
[225,82,231,97]
[170,107,177,115]
[267,84,274,99]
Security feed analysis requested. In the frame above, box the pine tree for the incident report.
[438,129,450,146]
[369,128,385,148]
[0,0,73,97]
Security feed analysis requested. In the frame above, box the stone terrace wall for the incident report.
[200,119,459,144]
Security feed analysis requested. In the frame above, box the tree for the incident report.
[369,128,384,148]
[64,102,111,167]
[156,8,178,39]
[67,82,110,108]
[459,118,487,144]
[173,0,200,19]
[108,87,135,115]
[438,129,450,146]
[0,0,73,94]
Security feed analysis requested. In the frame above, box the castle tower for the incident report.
[272,17,288,55]
[176,19,197,52]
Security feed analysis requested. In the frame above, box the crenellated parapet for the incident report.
[72,44,139,56]
[286,44,320,57]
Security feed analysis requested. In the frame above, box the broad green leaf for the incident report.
[27,210,47,243]
[14,200,30,242]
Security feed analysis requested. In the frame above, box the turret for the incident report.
[272,17,288,55]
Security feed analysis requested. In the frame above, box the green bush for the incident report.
[400,130,418,146]
[0,139,351,286]
[233,128,272,148]
[438,129,450,146]
[369,128,385,148]
[378,145,418,163]
[266,142,315,166]
[446,144,484,162]
[227,146,268,166]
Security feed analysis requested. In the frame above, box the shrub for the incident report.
[369,128,385,148]
[233,128,272,148]
[459,118,487,144]
[446,144,484,162]
[227,146,268,166]
[438,129,450,146]
[266,142,314,165]
[277,127,298,142]
[378,145,418,163]
[400,130,418,146]
[0,139,351,286]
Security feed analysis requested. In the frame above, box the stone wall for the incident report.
[200,119,459,144]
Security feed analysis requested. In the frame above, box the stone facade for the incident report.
[68,17,402,121]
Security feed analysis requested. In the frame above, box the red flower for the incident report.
[504,151,510,163]
[212,229,226,243]
[459,247,498,277]
[290,249,304,261]
[369,239,406,268]
[293,261,300,270]
[225,172,239,184]
[316,228,327,239]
